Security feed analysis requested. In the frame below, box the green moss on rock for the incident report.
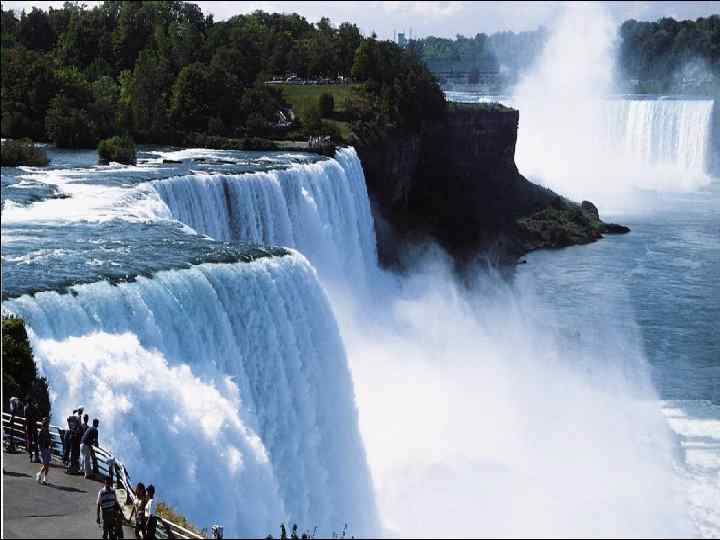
[516,198,629,250]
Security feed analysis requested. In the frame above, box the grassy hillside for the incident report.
[279,84,357,113]
[278,84,359,141]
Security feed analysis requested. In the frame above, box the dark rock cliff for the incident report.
[355,103,627,265]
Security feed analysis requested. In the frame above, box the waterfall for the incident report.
[2,254,378,537]
[602,99,714,176]
[151,147,378,288]
[509,96,715,207]
[447,92,716,194]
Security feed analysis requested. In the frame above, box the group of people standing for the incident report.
[63,406,101,479]
[6,400,166,539]
[6,396,53,485]
[96,478,159,540]
[130,482,159,539]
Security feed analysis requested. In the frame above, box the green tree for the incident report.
[128,48,173,141]
[1,47,58,139]
[2,317,50,420]
[318,92,334,117]
[90,75,120,138]
[45,94,98,148]
[170,62,211,131]
[17,7,56,51]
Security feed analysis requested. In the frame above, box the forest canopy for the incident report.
[618,15,719,93]
[1,1,445,147]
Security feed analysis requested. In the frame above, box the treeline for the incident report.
[1,1,444,148]
[411,29,548,82]
[619,16,719,94]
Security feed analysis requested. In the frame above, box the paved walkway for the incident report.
[2,449,134,539]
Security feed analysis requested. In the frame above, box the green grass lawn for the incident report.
[278,83,358,114]
[276,83,359,142]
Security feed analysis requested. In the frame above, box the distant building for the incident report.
[397,32,407,48]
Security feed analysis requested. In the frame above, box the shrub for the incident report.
[156,501,202,536]
[181,132,277,151]
[241,137,277,151]
[2,316,51,419]
[318,92,334,117]
[300,103,322,135]
[1,138,49,166]
[319,120,342,142]
[207,117,225,136]
[97,135,137,165]
[246,112,270,137]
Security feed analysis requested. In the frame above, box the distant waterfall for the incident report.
[2,255,379,537]
[602,99,714,176]
[447,92,716,201]
[152,148,378,287]
[508,97,715,204]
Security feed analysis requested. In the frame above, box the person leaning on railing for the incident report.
[81,418,99,479]
[131,482,147,539]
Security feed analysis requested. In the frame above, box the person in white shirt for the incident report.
[8,396,22,452]
[144,484,157,539]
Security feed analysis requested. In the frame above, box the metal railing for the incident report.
[2,412,204,539]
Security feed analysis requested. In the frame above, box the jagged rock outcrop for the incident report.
[355,103,628,264]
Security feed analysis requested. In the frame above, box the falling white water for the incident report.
[602,99,714,178]
[151,147,377,289]
[510,3,714,210]
[143,144,700,537]
[2,255,378,538]
[330,248,696,538]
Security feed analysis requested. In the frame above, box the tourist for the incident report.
[23,397,39,463]
[97,476,118,540]
[114,502,126,540]
[7,396,21,452]
[81,418,99,479]
[65,411,78,470]
[132,482,147,539]
[68,407,83,473]
[62,417,72,465]
[106,454,117,486]
[79,413,89,471]
[144,485,157,540]
[35,418,52,485]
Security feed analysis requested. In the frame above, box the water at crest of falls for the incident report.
[151,147,377,289]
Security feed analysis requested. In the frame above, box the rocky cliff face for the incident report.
[355,103,627,264]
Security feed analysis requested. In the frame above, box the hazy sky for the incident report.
[4,1,718,39]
